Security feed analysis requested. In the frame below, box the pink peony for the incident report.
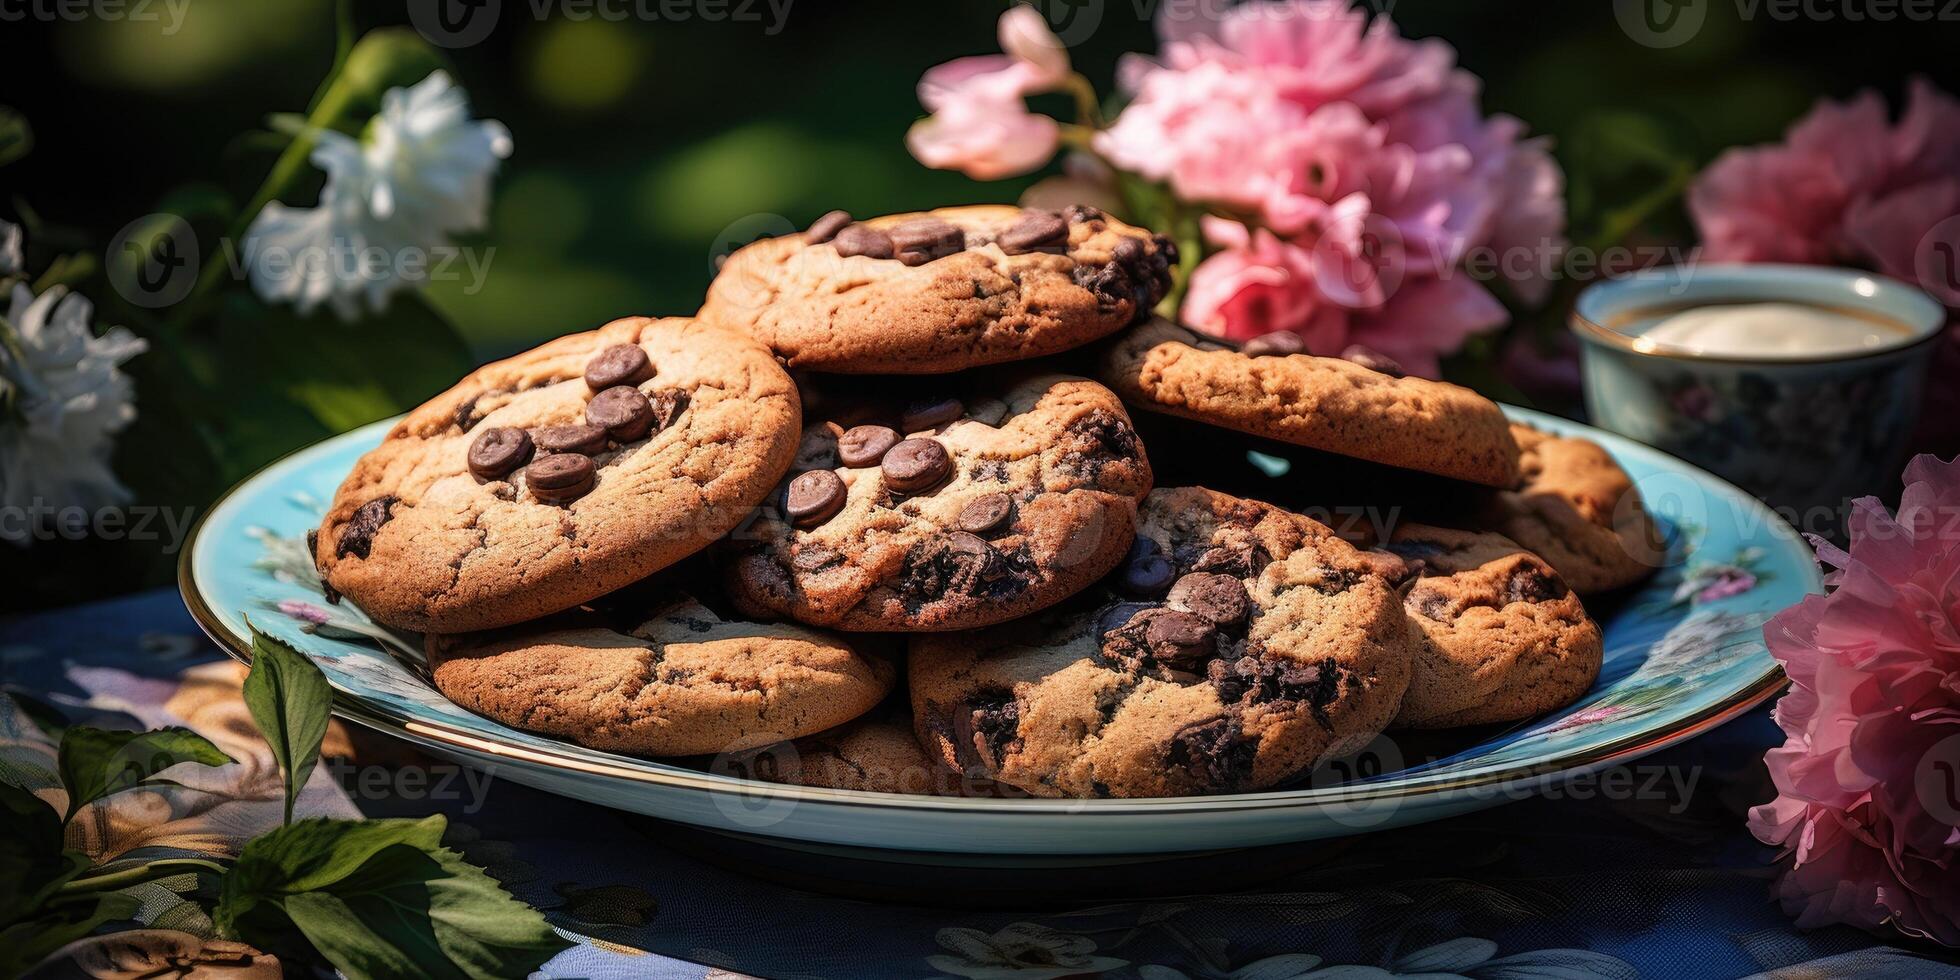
[907,7,1069,180]
[1749,453,1960,946]
[1691,78,1960,296]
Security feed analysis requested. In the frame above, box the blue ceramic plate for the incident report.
[180,408,1818,855]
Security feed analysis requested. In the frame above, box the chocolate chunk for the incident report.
[1410,587,1452,621]
[1118,552,1176,597]
[805,209,852,244]
[468,426,534,481]
[1504,564,1568,604]
[1152,233,1180,265]
[900,532,1025,600]
[957,492,1013,535]
[584,344,654,392]
[1059,409,1138,478]
[881,438,952,494]
[1187,541,1270,579]
[525,453,596,504]
[1210,654,1344,728]
[534,423,610,456]
[1096,600,1155,640]
[586,386,655,442]
[647,388,689,431]
[1139,608,1217,670]
[791,545,842,573]
[836,424,899,468]
[785,470,847,528]
[1340,344,1404,378]
[1242,331,1308,358]
[1112,236,1145,266]
[1165,716,1256,789]
[900,397,964,433]
[889,218,966,266]
[1167,572,1250,625]
[955,692,1021,772]
[832,224,895,259]
[998,210,1068,253]
[335,496,397,559]
[1072,261,1134,308]
[1063,204,1103,223]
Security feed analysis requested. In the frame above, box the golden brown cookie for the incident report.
[722,374,1152,632]
[427,595,893,757]
[910,487,1413,798]
[315,317,800,633]
[1485,424,1663,594]
[701,205,1175,374]
[1378,525,1602,729]
[1097,318,1521,488]
[726,716,971,796]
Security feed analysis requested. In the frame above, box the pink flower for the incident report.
[1749,453,1960,945]
[907,6,1070,180]
[277,599,332,626]
[1183,218,1346,350]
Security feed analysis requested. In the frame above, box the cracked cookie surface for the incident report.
[909,486,1413,799]
[723,373,1152,631]
[1098,318,1522,488]
[427,594,894,757]
[1483,424,1663,594]
[1377,524,1602,729]
[316,316,801,633]
[701,205,1175,374]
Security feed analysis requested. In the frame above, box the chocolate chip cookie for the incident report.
[1484,424,1663,594]
[702,205,1176,374]
[427,595,894,757]
[1377,525,1602,729]
[316,317,800,633]
[723,373,1152,631]
[1097,318,1522,488]
[726,715,971,796]
[909,487,1414,798]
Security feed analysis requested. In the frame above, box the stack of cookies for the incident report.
[312,204,1662,800]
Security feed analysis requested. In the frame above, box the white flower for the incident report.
[244,70,512,321]
[0,278,148,536]
[928,923,1128,979]
[0,219,21,276]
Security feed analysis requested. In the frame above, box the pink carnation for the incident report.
[906,6,1070,180]
[1750,453,1960,945]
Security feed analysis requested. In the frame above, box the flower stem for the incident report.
[1064,73,1103,128]
[53,858,228,899]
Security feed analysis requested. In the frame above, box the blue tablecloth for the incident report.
[4,589,1958,979]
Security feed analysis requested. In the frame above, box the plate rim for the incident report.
[177,406,1814,814]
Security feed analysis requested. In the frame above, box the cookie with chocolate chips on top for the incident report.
[428,594,893,757]
[722,373,1152,632]
[1480,423,1664,594]
[315,317,801,633]
[701,205,1177,374]
[1376,524,1603,729]
[909,486,1414,799]
[1097,318,1522,488]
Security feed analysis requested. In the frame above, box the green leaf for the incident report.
[0,891,140,977]
[216,816,566,979]
[0,106,29,167]
[55,726,234,822]
[243,624,333,826]
[0,781,90,920]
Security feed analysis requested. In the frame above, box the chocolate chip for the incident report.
[534,423,610,456]
[881,438,952,494]
[1112,236,1146,266]
[1410,587,1452,621]
[1119,552,1176,597]
[1140,608,1217,669]
[586,386,655,442]
[785,470,847,528]
[1167,572,1250,625]
[832,224,895,259]
[1097,600,1154,640]
[1504,564,1568,604]
[998,210,1068,253]
[836,424,899,468]
[1340,344,1404,378]
[1166,717,1255,789]
[956,692,1021,772]
[1210,653,1344,727]
[526,453,596,504]
[1072,261,1134,308]
[1152,233,1180,264]
[585,344,654,392]
[791,545,842,573]
[647,388,689,431]
[805,209,852,244]
[1063,204,1103,223]
[889,218,966,266]
[957,492,1013,535]
[468,426,534,480]
[900,397,964,433]
[901,532,1023,600]
[1242,331,1308,358]
[335,496,397,559]
[1188,541,1269,579]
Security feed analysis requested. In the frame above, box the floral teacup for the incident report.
[1572,264,1946,527]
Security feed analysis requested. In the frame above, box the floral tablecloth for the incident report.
[4,589,1958,980]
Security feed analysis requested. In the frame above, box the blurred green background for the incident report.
[2,0,1956,609]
